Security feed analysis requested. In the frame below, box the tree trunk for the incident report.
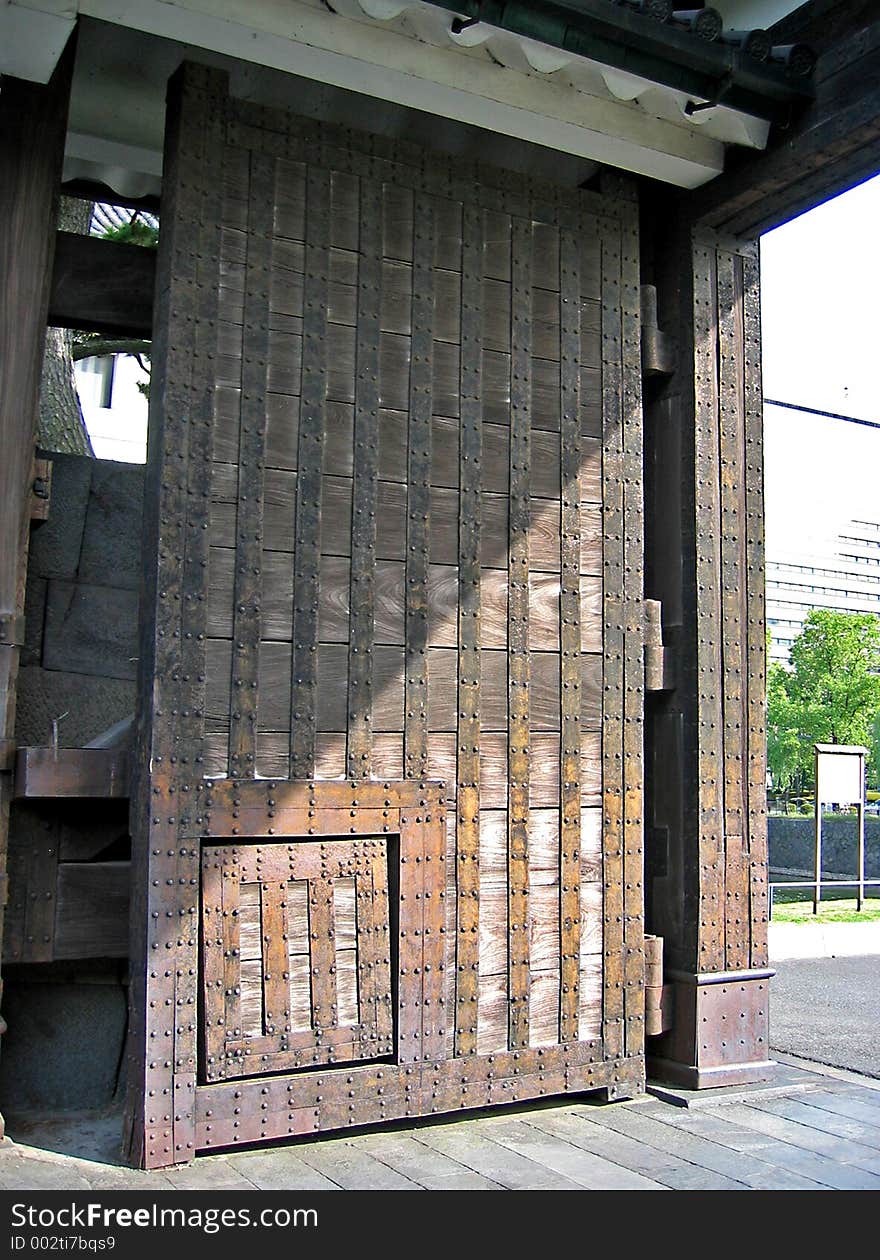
[38,197,94,456]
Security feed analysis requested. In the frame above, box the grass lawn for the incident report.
[770,896,880,924]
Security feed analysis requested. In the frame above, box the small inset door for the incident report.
[201,837,393,1081]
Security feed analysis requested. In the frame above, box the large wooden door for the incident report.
[126,63,645,1169]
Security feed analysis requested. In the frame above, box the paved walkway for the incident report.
[3,1058,880,1190]
[768,918,880,1079]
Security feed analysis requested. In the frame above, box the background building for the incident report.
[764,399,880,664]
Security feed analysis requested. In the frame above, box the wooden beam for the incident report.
[688,9,880,237]
[48,232,156,338]
[14,747,130,800]
[0,34,76,1139]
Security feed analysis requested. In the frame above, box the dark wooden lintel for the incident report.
[48,232,156,338]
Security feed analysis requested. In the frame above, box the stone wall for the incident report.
[18,452,143,748]
[769,815,880,880]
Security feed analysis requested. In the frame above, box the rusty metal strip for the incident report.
[421,795,448,1061]
[347,178,382,778]
[163,69,227,1167]
[194,1042,640,1147]
[455,203,482,1057]
[693,233,725,973]
[221,857,244,1043]
[717,249,749,971]
[201,804,393,840]
[741,251,769,968]
[353,852,378,1058]
[228,152,273,777]
[309,872,338,1033]
[260,881,291,1037]
[398,814,424,1064]
[619,199,645,1061]
[290,168,331,778]
[508,215,532,1051]
[600,214,625,1060]
[559,227,582,1043]
[404,194,435,781]
[201,777,440,817]
[370,844,394,1046]
[199,848,228,1074]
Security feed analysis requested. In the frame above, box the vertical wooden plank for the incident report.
[741,250,769,969]
[347,177,381,777]
[559,228,582,1043]
[290,169,330,778]
[508,215,532,1050]
[600,213,625,1060]
[455,203,482,1057]
[333,876,359,1026]
[620,198,644,1061]
[717,249,749,971]
[229,152,273,777]
[693,233,725,972]
[404,193,435,780]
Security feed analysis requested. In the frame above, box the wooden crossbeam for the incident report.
[48,231,155,337]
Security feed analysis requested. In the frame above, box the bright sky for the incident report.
[761,172,880,423]
[761,173,880,555]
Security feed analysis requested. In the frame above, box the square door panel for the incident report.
[201,836,393,1081]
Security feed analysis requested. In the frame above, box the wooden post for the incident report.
[0,37,76,1132]
[642,194,774,1089]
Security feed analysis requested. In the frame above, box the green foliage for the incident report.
[98,212,158,249]
[766,659,802,792]
[767,609,880,791]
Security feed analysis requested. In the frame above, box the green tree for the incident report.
[766,658,802,793]
[773,610,880,787]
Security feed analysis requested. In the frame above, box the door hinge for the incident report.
[646,598,679,692]
[640,285,676,378]
[645,933,674,1036]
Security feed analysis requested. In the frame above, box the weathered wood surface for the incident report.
[53,861,129,959]
[14,747,129,799]
[48,232,156,338]
[0,42,76,1140]
[127,63,645,1167]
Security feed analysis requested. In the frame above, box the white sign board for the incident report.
[816,746,865,806]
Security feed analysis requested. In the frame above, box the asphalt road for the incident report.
[770,953,880,1077]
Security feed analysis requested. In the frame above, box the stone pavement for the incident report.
[768,917,880,1079]
[3,1057,880,1190]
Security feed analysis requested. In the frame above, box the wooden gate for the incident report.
[126,63,645,1168]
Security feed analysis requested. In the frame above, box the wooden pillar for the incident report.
[0,40,76,1129]
[642,194,773,1088]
